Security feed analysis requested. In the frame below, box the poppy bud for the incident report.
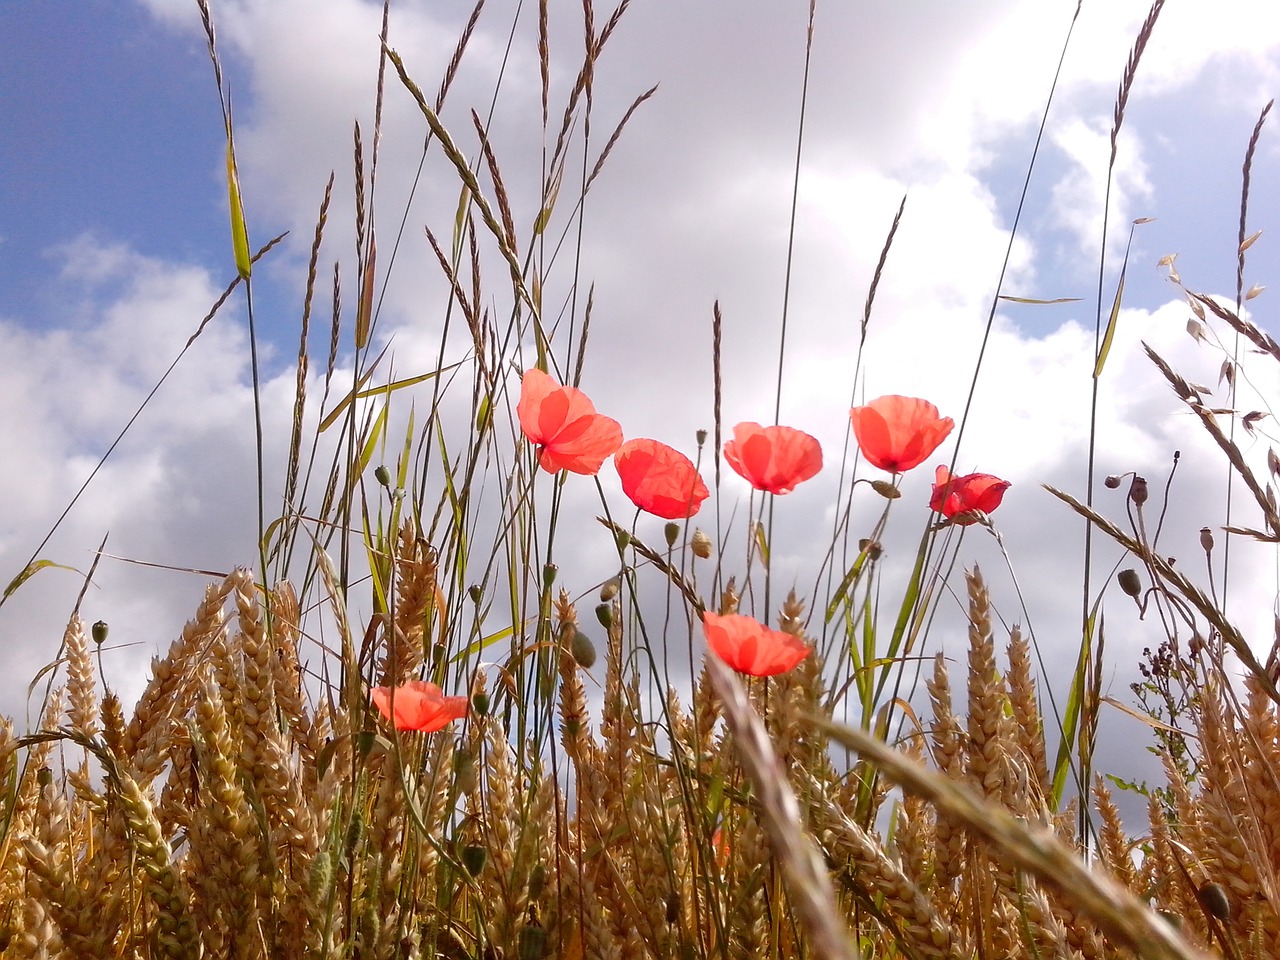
[1198,881,1231,921]
[691,528,713,559]
[570,629,597,669]
[542,563,557,588]
[460,844,487,877]
[1104,474,1122,489]
[527,863,547,900]
[696,429,707,446]
[91,620,109,645]
[858,539,883,561]
[595,603,613,631]
[665,890,680,924]
[664,522,680,548]
[37,766,52,788]
[600,576,620,601]
[517,923,546,960]
[869,479,900,499]
[374,464,392,487]
[1199,527,1214,553]
[468,584,483,605]
[616,529,631,551]
[1118,569,1142,597]
[471,691,490,717]
[1128,475,1148,506]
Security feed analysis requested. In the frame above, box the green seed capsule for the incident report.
[571,629,597,669]
[374,465,392,487]
[595,603,613,630]
[91,620,109,645]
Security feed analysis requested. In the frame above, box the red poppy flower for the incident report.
[850,396,954,473]
[722,422,822,495]
[702,611,810,677]
[930,465,1010,524]
[517,368,623,475]
[371,680,469,732]
[614,439,710,519]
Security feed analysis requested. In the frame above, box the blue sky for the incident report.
[2,1,1280,799]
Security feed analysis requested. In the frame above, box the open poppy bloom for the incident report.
[850,396,954,473]
[930,465,1010,524]
[702,611,810,677]
[722,422,823,495]
[371,680,470,732]
[614,438,710,519]
[517,368,623,475]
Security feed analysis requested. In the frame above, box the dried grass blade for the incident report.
[813,714,1211,960]
[705,654,857,960]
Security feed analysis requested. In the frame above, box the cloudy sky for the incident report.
[3,1,1280,798]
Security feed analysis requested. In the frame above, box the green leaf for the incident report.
[3,559,76,601]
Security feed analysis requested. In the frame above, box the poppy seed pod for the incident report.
[1128,475,1148,506]
[91,620,109,645]
[37,766,52,788]
[600,576,621,601]
[696,429,707,446]
[468,584,483,605]
[1104,474,1122,489]
[664,522,680,547]
[471,691,490,717]
[374,464,392,487]
[542,563,558,588]
[1199,527,1215,553]
[1117,569,1142,597]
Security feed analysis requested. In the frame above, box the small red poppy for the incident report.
[850,396,954,473]
[930,465,1010,524]
[702,611,810,677]
[614,439,710,519]
[517,368,623,475]
[371,680,470,732]
[722,422,822,495]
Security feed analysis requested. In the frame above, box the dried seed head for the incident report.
[1199,527,1214,553]
[1198,881,1231,921]
[454,749,478,794]
[1104,474,1122,489]
[1128,475,1148,506]
[1118,569,1142,597]
[691,528,713,559]
[719,577,739,615]
[858,538,883,561]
